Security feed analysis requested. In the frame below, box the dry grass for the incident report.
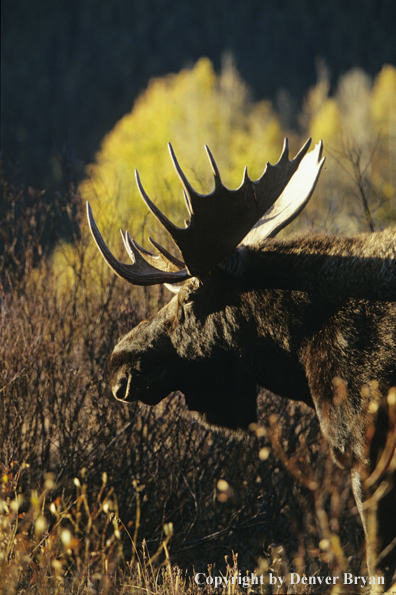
[0,169,378,594]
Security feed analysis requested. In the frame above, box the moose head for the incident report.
[87,139,324,428]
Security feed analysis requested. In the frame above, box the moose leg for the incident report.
[369,432,396,588]
[375,471,396,589]
[358,466,396,590]
[350,468,376,576]
[360,393,396,590]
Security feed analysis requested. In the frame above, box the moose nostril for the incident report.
[114,376,128,401]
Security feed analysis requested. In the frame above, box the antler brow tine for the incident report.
[86,201,189,285]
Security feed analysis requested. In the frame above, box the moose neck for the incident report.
[239,230,396,302]
[226,229,396,410]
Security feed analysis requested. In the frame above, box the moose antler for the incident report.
[87,138,325,285]
[242,140,325,246]
[87,202,190,285]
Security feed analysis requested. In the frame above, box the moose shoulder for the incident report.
[87,139,396,588]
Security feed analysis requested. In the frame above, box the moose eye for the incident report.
[181,297,196,322]
[179,285,197,309]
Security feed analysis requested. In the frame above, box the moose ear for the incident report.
[241,141,325,247]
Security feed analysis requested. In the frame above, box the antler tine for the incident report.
[127,235,152,257]
[204,145,222,190]
[253,138,311,196]
[86,202,189,285]
[120,229,135,261]
[242,140,325,246]
[182,189,193,218]
[277,137,290,164]
[242,166,249,186]
[120,229,158,271]
[290,137,311,166]
[168,143,199,203]
[138,238,183,272]
[135,169,183,241]
[121,232,182,273]
[148,237,186,270]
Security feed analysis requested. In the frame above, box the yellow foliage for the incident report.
[52,59,395,284]
[54,57,283,284]
[80,56,283,234]
[370,66,396,210]
[300,63,331,135]
[301,65,395,230]
[309,98,341,150]
[304,66,396,152]
[371,65,396,136]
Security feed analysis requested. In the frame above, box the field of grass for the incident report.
[0,170,386,594]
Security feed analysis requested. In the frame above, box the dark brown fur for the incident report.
[110,229,396,586]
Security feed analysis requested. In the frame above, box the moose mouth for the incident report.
[112,364,178,406]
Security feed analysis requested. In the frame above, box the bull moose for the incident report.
[87,139,396,589]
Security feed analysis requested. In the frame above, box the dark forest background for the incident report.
[1,3,396,590]
[2,0,396,191]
